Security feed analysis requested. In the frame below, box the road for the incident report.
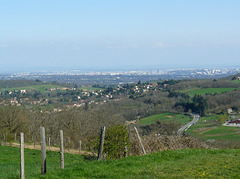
[177,114,200,136]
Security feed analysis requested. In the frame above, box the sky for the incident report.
[0,0,240,72]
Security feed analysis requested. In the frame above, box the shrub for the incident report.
[104,125,129,159]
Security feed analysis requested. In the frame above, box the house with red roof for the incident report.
[226,120,240,127]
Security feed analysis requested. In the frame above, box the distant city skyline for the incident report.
[1,0,240,73]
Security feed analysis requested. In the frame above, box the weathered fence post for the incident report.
[15,133,17,142]
[134,126,146,155]
[40,127,46,174]
[20,133,25,179]
[98,126,106,160]
[124,146,128,157]
[48,137,51,150]
[33,136,36,148]
[79,140,81,153]
[60,130,64,169]
[4,133,7,146]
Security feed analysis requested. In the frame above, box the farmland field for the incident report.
[139,112,191,126]
[187,115,240,141]
[231,80,240,83]
[78,86,102,91]
[180,87,237,96]
[0,84,67,93]
[0,84,101,93]
[1,146,240,178]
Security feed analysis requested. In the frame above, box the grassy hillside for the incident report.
[0,80,101,93]
[0,84,67,93]
[187,115,240,142]
[180,87,237,96]
[139,112,191,126]
[0,80,45,88]
[1,146,240,178]
[231,80,240,83]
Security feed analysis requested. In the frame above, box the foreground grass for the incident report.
[2,146,240,178]
[139,112,191,126]
[180,87,237,96]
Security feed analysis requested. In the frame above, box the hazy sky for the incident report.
[1,0,240,72]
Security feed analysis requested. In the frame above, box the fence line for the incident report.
[134,126,146,155]
[60,130,64,169]
[20,132,25,179]
[40,127,47,174]
[98,126,106,160]
[1,125,165,177]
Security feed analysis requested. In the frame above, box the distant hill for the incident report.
[220,72,240,80]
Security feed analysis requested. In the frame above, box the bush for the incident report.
[104,125,129,159]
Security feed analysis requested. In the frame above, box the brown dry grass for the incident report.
[4,142,94,155]
[129,134,208,155]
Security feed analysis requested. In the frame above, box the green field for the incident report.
[0,84,67,93]
[0,85,102,93]
[78,87,102,91]
[1,146,240,178]
[231,80,240,83]
[180,88,237,96]
[139,112,191,126]
[187,115,240,141]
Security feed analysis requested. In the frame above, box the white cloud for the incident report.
[156,42,163,47]
[74,47,81,50]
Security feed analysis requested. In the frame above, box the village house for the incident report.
[226,119,240,127]
[143,89,148,93]
[49,88,56,91]
[227,108,233,114]
[20,89,27,94]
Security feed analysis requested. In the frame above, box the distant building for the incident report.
[20,90,27,94]
[227,108,233,114]
[226,120,240,127]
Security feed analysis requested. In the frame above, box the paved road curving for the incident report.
[177,114,200,136]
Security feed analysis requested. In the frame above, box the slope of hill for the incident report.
[220,72,240,80]
[1,146,239,178]
[0,79,72,89]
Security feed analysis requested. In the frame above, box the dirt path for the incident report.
[5,142,95,156]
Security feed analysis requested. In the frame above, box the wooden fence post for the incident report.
[60,130,64,169]
[15,133,17,142]
[124,146,128,157]
[33,136,35,148]
[4,133,7,146]
[40,127,46,174]
[20,133,25,179]
[134,126,146,155]
[79,140,81,153]
[48,137,51,150]
[98,126,106,160]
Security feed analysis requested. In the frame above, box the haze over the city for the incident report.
[1,0,240,72]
